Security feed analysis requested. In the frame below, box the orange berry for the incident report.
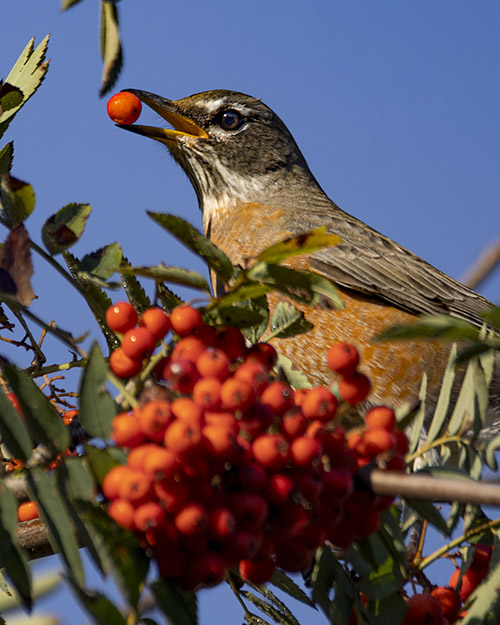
[133,501,166,531]
[154,479,189,513]
[364,405,396,431]
[17,501,39,522]
[214,325,247,361]
[110,412,145,448]
[234,361,269,393]
[260,381,294,416]
[430,586,461,623]
[107,91,142,125]
[164,420,203,456]
[171,397,204,425]
[290,436,322,466]
[127,444,160,472]
[162,358,199,393]
[109,347,143,378]
[363,427,395,458]
[252,433,289,470]
[402,593,443,625]
[449,566,486,601]
[62,409,79,426]
[174,502,208,536]
[171,336,206,362]
[246,342,278,369]
[293,388,309,407]
[231,493,268,530]
[338,372,371,404]
[301,386,338,421]
[196,348,230,381]
[239,556,276,584]
[208,507,236,539]
[220,378,256,412]
[279,408,308,440]
[105,301,138,333]
[118,470,153,506]
[139,307,171,340]
[202,423,238,460]
[138,400,173,442]
[170,305,203,336]
[192,377,222,410]
[102,464,131,500]
[470,544,493,570]
[267,473,294,505]
[327,342,360,375]
[143,446,178,480]
[393,429,410,455]
[108,499,135,530]
[121,326,156,359]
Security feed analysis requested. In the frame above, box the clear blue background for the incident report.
[1,1,499,623]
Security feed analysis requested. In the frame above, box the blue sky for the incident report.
[1,1,500,623]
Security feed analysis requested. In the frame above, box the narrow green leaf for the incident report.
[257,227,341,264]
[242,591,299,625]
[157,282,183,311]
[366,594,408,625]
[0,387,33,461]
[0,484,32,609]
[61,0,85,9]
[311,546,335,615]
[119,257,151,313]
[4,364,70,454]
[408,374,427,454]
[203,305,266,328]
[79,343,116,439]
[148,212,235,283]
[448,357,486,437]
[270,569,316,608]
[151,578,198,625]
[79,243,123,280]
[239,295,270,343]
[127,265,211,293]
[268,301,313,339]
[484,432,500,470]
[67,581,127,625]
[0,571,61,612]
[26,468,84,585]
[214,282,274,306]
[84,444,124,484]
[377,314,480,342]
[77,501,149,608]
[276,354,312,389]
[99,0,123,97]
[426,344,457,443]
[356,530,403,600]
[405,499,451,535]
[42,203,92,255]
[0,142,14,175]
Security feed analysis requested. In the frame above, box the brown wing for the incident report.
[302,201,493,326]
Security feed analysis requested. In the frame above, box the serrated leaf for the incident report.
[378,314,480,342]
[214,282,274,306]
[67,581,127,625]
[366,594,408,625]
[447,357,487,437]
[0,175,36,228]
[119,257,151,313]
[4,364,70,454]
[79,343,116,439]
[26,468,84,586]
[0,84,23,115]
[257,228,341,264]
[242,591,299,625]
[203,305,266,328]
[0,484,32,609]
[84,444,123,485]
[276,354,312,389]
[0,142,13,175]
[77,501,149,608]
[0,36,50,138]
[311,546,335,615]
[99,1,123,97]
[270,569,316,608]
[356,530,403,600]
[42,203,92,255]
[151,578,198,625]
[149,212,235,283]
[239,295,270,343]
[61,0,84,9]
[157,281,183,311]
[0,388,33,461]
[405,498,451,535]
[127,265,211,293]
[79,243,122,280]
[426,344,457,444]
[268,301,313,339]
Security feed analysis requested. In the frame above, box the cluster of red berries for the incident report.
[102,302,407,590]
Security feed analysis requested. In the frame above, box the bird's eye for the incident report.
[219,110,243,131]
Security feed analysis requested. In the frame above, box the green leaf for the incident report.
[67,581,127,625]
[79,343,116,439]
[0,35,50,138]
[405,498,451,535]
[426,344,457,443]
[268,301,313,339]
[61,0,85,9]
[0,484,32,609]
[355,530,403,600]
[214,282,274,306]
[99,0,123,97]
[119,257,151,313]
[0,175,36,227]
[276,354,312,389]
[203,305,266,328]
[366,594,408,625]
[151,578,198,625]
[0,570,61,613]
[149,212,235,283]
[84,444,124,485]
[127,264,211,293]
[408,374,427,455]
[0,84,23,116]
[482,306,500,330]
[377,313,480,342]
[78,501,149,608]
[26,468,85,586]
[270,569,316,608]
[311,546,335,615]
[239,295,270,343]
[484,431,500,471]
[247,262,343,308]
[157,281,183,312]
[78,243,123,281]
[4,364,70,454]
[257,227,341,264]
[448,356,488,438]
[0,142,14,175]
[242,591,300,625]
[0,387,33,461]
[42,203,92,255]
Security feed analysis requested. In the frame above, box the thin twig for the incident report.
[461,235,500,290]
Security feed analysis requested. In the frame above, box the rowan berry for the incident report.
[231,493,269,530]
[220,378,256,412]
[171,397,204,425]
[185,552,228,589]
[133,501,166,531]
[107,499,135,530]
[154,480,189,513]
[170,305,203,336]
[139,307,171,340]
[171,336,206,362]
[174,502,208,536]
[239,555,276,584]
[62,409,79,426]
[17,501,39,522]
[226,531,262,561]
[162,358,199,393]
[155,547,187,579]
[203,423,238,459]
[364,405,396,431]
[238,463,268,492]
[301,386,338,421]
[238,403,274,436]
[321,469,354,502]
[143,446,178,480]
[107,91,142,125]
[275,540,313,573]
[164,420,203,456]
[121,326,156,359]
[338,372,371,404]
[449,566,485,601]
[109,347,143,378]
[327,342,360,375]
[127,444,160,472]
[214,325,247,361]
[102,464,131,500]
[105,301,138,333]
[252,433,290,470]
[208,507,236,539]
[384,453,406,471]
[196,348,230,381]
[290,436,322,466]
[393,429,410,455]
[192,377,222,410]
[110,412,145,448]
[138,400,173,441]
[267,473,294,506]
[246,342,278,369]
[234,361,269,393]
[261,381,294,416]
[293,388,309,407]
[401,593,443,625]
[363,428,395,458]
[118,470,153,506]
[280,408,308,440]
[430,586,461,623]
[470,544,492,570]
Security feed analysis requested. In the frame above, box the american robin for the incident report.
[119,89,500,431]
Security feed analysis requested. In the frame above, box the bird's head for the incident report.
[118,89,319,223]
